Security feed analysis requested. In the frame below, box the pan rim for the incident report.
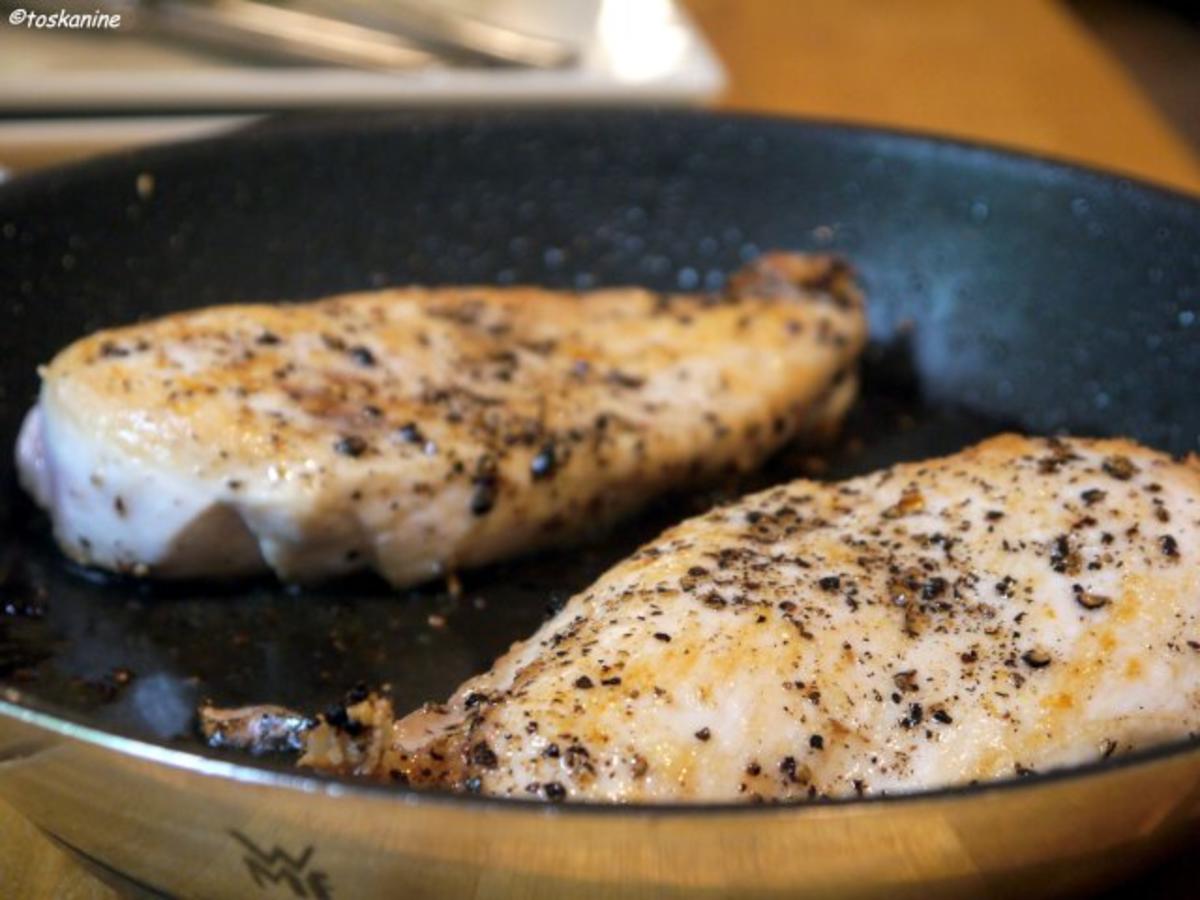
[2,108,1199,818]
[0,107,1197,210]
[3,687,1200,817]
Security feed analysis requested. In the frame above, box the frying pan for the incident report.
[0,111,1198,899]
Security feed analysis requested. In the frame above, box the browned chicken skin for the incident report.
[19,253,865,586]
[204,435,1200,803]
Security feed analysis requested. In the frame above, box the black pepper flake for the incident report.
[463,776,483,793]
[543,782,567,801]
[530,444,558,480]
[348,345,376,366]
[543,743,560,759]
[600,676,622,686]
[921,576,947,600]
[1081,488,1107,506]
[565,745,591,773]
[818,575,841,591]
[464,691,488,708]
[470,741,498,769]
[607,369,645,389]
[932,709,953,724]
[322,703,363,736]
[1021,648,1052,669]
[1072,584,1110,610]
[653,632,672,642]
[809,734,824,750]
[396,422,425,444]
[984,510,1005,521]
[1049,534,1080,575]
[900,703,923,728]
[893,670,919,693]
[574,675,594,690]
[334,435,368,457]
[255,330,281,346]
[98,341,129,358]
[470,477,498,516]
[1102,455,1138,481]
[695,727,711,742]
[1160,535,1180,560]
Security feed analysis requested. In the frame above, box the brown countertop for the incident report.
[686,0,1200,195]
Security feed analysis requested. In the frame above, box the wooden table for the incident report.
[686,0,1200,195]
[3,2,1199,897]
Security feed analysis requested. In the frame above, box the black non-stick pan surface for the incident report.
[0,110,1197,765]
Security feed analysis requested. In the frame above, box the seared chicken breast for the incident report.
[16,254,865,586]
[211,435,1200,802]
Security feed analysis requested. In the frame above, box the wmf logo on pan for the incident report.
[229,830,333,898]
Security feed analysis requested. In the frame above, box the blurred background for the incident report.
[0,0,1196,193]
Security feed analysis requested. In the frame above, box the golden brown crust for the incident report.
[290,434,1200,803]
[34,253,867,585]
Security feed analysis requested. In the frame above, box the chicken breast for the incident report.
[16,253,866,586]
[221,434,1200,802]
